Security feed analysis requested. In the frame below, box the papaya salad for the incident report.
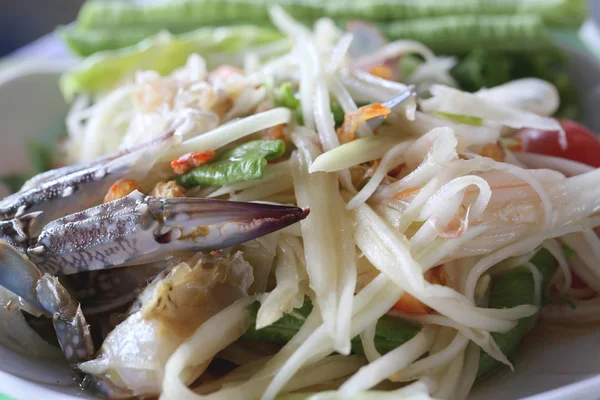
[3,5,600,400]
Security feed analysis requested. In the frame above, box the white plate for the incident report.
[0,45,600,400]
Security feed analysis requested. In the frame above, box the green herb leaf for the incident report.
[451,48,513,92]
[176,140,285,188]
[435,111,484,126]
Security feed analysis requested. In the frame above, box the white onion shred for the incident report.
[421,84,566,148]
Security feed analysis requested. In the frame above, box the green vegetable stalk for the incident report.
[176,140,286,188]
[243,248,558,379]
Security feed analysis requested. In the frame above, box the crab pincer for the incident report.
[28,191,309,275]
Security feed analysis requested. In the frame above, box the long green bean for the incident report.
[242,301,422,355]
[243,248,558,379]
[380,15,554,54]
[477,249,557,378]
[75,0,587,31]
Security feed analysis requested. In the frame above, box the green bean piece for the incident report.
[380,15,554,54]
[325,0,510,22]
[76,0,587,32]
[344,0,585,27]
[76,0,320,31]
[243,249,559,380]
[243,301,421,355]
[477,249,557,379]
[76,0,268,31]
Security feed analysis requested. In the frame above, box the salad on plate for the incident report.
[1,1,600,400]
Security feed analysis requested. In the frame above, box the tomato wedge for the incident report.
[516,119,600,168]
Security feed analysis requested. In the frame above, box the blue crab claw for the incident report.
[29,191,309,275]
[0,131,178,234]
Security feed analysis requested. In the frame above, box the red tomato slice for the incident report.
[516,119,600,168]
[570,269,589,290]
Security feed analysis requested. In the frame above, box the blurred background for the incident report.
[1,0,600,57]
[0,0,85,57]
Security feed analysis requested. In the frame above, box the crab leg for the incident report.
[0,242,131,398]
[36,275,133,398]
[20,131,176,192]
[35,274,94,367]
[0,242,43,309]
[0,131,178,233]
[28,191,309,275]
